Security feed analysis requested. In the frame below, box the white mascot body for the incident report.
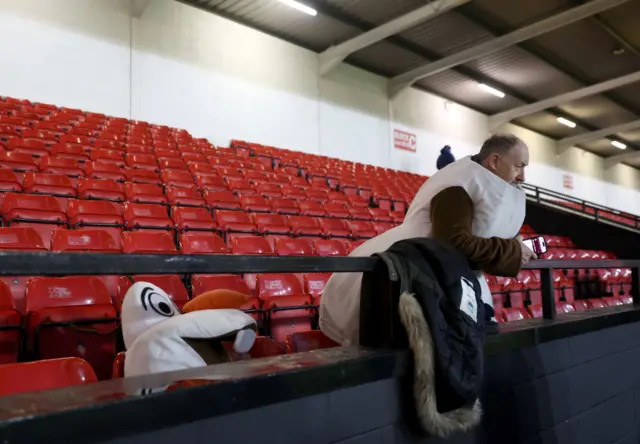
[121,282,257,378]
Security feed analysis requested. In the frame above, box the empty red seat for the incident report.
[304,272,330,304]
[253,213,290,235]
[0,281,22,363]
[67,199,123,246]
[229,235,274,255]
[288,216,322,237]
[572,300,590,311]
[0,169,22,192]
[2,193,67,246]
[125,168,161,186]
[319,218,351,238]
[502,307,530,322]
[158,158,187,171]
[126,153,157,171]
[275,238,314,256]
[161,170,194,188]
[51,229,120,253]
[324,202,350,218]
[586,298,606,309]
[166,186,205,207]
[91,149,124,167]
[204,191,240,210]
[172,206,216,231]
[271,198,299,215]
[226,178,254,195]
[286,330,339,353]
[313,239,348,256]
[125,182,167,204]
[299,201,326,217]
[77,178,125,201]
[305,189,329,202]
[25,277,117,380]
[155,149,180,159]
[281,185,306,200]
[348,220,376,239]
[7,138,49,157]
[179,232,227,254]
[0,152,39,172]
[23,172,76,197]
[40,156,84,178]
[86,161,126,182]
[196,175,227,192]
[123,203,173,231]
[50,143,90,162]
[369,208,392,222]
[373,221,395,235]
[255,183,283,197]
[215,210,256,234]
[349,207,373,220]
[0,358,97,396]
[240,195,271,213]
[257,274,312,342]
[122,231,178,254]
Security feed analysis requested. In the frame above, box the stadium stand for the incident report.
[0,95,636,388]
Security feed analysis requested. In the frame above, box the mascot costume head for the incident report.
[121,282,257,378]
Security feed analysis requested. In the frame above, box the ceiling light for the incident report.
[557,117,576,128]
[611,140,627,149]
[278,0,317,16]
[477,83,505,98]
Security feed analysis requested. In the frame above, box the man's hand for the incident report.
[520,241,537,267]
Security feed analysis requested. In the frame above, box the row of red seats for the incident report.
[499,296,632,322]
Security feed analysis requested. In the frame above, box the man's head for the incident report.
[475,133,529,186]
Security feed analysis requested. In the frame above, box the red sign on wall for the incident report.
[393,129,417,152]
[562,173,574,190]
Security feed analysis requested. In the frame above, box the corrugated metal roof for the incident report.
[179,0,640,163]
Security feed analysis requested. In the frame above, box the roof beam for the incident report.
[319,0,470,75]
[388,0,632,97]
[130,0,151,19]
[604,150,640,168]
[556,119,640,154]
[489,70,640,129]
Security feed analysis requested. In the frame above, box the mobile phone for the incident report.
[523,236,547,255]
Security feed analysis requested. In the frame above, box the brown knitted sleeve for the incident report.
[430,186,522,277]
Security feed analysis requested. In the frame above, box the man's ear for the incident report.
[486,153,500,172]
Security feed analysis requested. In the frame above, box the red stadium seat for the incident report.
[179,232,227,254]
[122,231,177,254]
[158,158,187,171]
[7,138,49,157]
[271,198,299,215]
[253,213,290,235]
[91,149,124,167]
[373,222,395,235]
[257,274,312,342]
[281,185,306,200]
[323,202,350,218]
[23,172,76,197]
[166,186,205,207]
[156,149,180,159]
[204,191,240,210]
[51,229,119,253]
[0,358,97,396]
[229,235,273,255]
[125,168,161,186]
[304,272,330,304]
[161,170,194,188]
[349,207,373,220]
[0,152,39,173]
[67,199,123,246]
[40,156,84,177]
[586,298,606,309]
[215,210,256,234]
[86,161,126,182]
[369,208,393,222]
[25,277,117,380]
[502,307,530,322]
[347,220,376,239]
[126,153,158,171]
[318,218,351,238]
[196,175,227,192]
[172,206,216,232]
[313,239,348,256]
[240,195,271,213]
[288,216,322,237]
[0,281,22,363]
[0,169,22,192]
[50,143,90,162]
[286,330,339,353]
[123,203,173,231]
[125,182,167,204]
[305,189,329,202]
[275,238,314,256]
[77,178,125,201]
[2,193,68,246]
[299,201,326,217]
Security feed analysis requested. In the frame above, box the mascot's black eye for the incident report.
[140,287,176,317]
[158,302,172,315]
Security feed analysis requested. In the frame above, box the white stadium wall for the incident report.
[1,0,640,213]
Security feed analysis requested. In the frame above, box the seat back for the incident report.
[25,277,117,380]
[179,232,227,254]
[0,358,97,396]
[52,229,120,253]
[122,231,177,254]
[275,238,314,256]
[286,330,339,353]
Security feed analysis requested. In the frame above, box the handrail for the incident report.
[522,183,640,228]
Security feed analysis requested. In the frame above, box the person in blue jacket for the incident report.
[436,145,455,170]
